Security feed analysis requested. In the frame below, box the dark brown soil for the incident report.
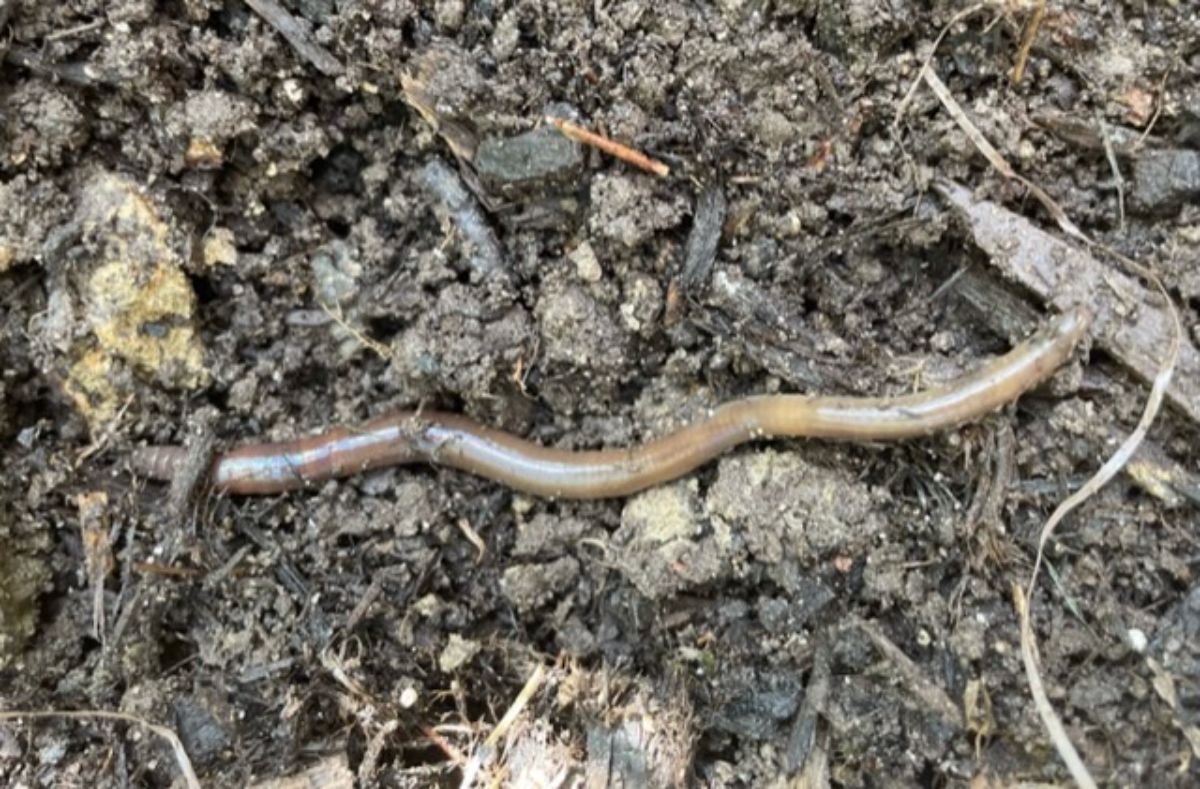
[2,1,1199,786]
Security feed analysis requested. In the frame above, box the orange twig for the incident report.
[546,117,670,177]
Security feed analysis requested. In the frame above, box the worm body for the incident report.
[133,308,1089,499]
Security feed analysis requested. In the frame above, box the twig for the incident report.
[166,429,216,523]
[546,117,670,177]
[1096,112,1127,232]
[134,560,203,579]
[938,179,1200,424]
[45,19,105,42]
[1134,61,1177,150]
[0,710,201,789]
[320,301,392,360]
[343,574,385,633]
[851,616,962,726]
[1010,0,1046,86]
[459,662,547,788]
[76,394,134,465]
[5,45,115,87]
[244,0,343,77]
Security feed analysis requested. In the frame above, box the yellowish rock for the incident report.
[185,137,223,168]
[85,258,207,387]
[62,173,209,429]
[202,227,238,267]
[63,348,126,426]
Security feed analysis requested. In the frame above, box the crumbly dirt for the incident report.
[2,1,1199,786]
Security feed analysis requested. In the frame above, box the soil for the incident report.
[1,1,1199,786]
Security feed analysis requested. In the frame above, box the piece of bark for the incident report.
[250,752,353,789]
[785,640,831,773]
[936,179,1200,426]
[166,430,216,522]
[245,0,343,77]
[701,266,856,392]
[949,267,1041,342]
[681,184,726,290]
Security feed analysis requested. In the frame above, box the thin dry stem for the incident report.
[1010,0,1046,85]
[1018,272,1177,788]
[0,709,201,789]
[915,44,1185,784]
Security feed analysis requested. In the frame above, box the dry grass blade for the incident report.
[1134,60,1177,150]
[1012,584,1093,788]
[1017,276,1180,787]
[485,662,546,749]
[460,662,547,788]
[892,3,989,126]
[0,709,201,789]
[922,68,1088,242]
[920,68,1012,179]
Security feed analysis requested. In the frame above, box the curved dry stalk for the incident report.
[1018,274,1180,788]
[0,709,200,789]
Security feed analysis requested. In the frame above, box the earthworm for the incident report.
[132,307,1090,499]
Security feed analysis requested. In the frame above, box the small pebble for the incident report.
[570,241,602,283]
[438,633,480,673]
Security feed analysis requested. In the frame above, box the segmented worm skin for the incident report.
[132,307,1090,499]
